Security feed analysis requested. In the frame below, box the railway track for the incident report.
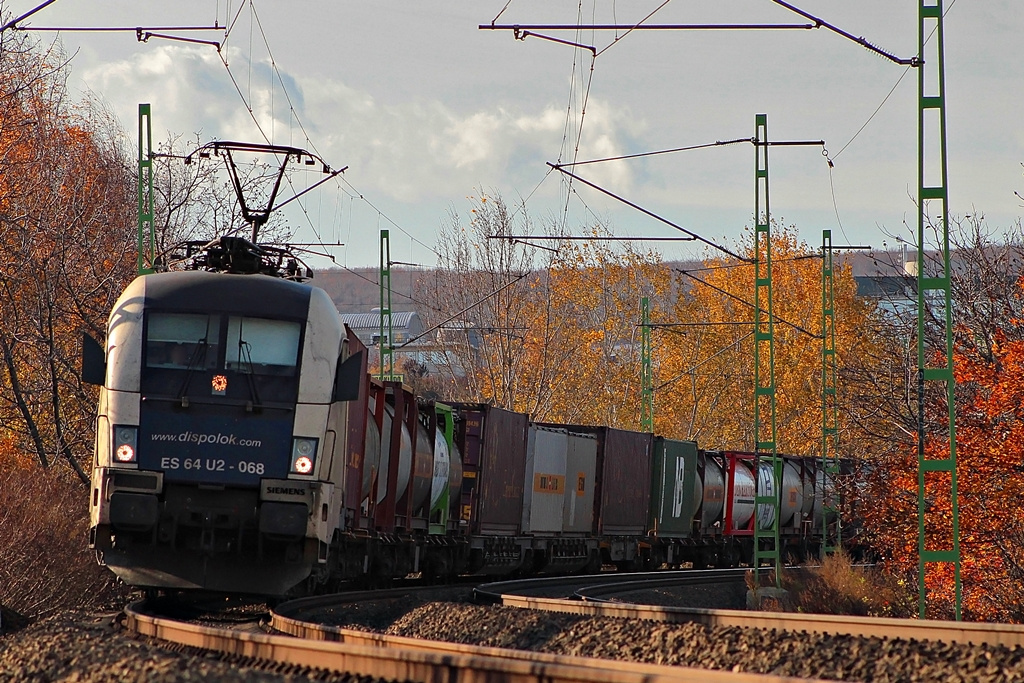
[124,574,823,683]
[123,570,1024,682]
[476,570,1024,648]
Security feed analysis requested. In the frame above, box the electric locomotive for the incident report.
[83,237,363,594]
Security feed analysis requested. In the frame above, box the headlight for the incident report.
[113,425,138,464]
[291,437,318,475]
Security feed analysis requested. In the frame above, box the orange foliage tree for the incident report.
[861,219,1024,621]
[425,192,667,427]
[652,224,878,454]
[0,33,135,477]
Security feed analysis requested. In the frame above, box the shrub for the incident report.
[0,461,128,621]
[747,551,916,618]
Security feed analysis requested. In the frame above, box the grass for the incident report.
[747,551,916,618]
[0,461,129,625]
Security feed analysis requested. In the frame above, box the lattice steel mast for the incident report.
[137,104,155,275]
[821,230,841,556]
[752,114,781,586]
[378,230,395,380]
[916,0,960,620]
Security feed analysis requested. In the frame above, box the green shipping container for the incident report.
[649,438,701,537]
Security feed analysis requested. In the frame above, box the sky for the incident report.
[6,1,1022,270]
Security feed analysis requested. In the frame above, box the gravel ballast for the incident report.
[315,588,1024,682]
[0,609,388,683]
[4,589,1024,682]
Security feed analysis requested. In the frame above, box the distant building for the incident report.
[339,310,424,347]
[338,309,481,377]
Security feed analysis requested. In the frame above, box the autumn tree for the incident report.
[652,224,878,455]
[0,31,136,477]
[424,192,666,427]
[859,216,1024,621]
[422,192,539,406]
[517,235,667,426]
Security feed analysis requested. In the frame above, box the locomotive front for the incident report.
[85,270,357,595]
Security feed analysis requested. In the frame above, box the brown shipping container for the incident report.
[455,405,528,536]
[557,425,652,537]
[599,428,654,536]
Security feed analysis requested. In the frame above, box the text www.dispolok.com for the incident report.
[150,431,262,448]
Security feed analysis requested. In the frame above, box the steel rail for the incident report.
[474,568,748,601]
[127,600,818,683]
[484,585,1024,648]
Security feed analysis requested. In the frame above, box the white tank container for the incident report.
[372,403,412,505]
[756,458,803,529]
[362,414,381,501]
[429,428,451,510]
[801,461,816,518]
[814,468,837,526]
[731,461,756,530]
[755,461,776,530]
[701,459,723,526]
[411,423,434,514]
[448,440,463,505]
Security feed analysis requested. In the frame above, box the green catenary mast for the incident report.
[137,103,155,275]
[752,113,781,587]
[821,230,841,557]
[917,0,960,620]
[378,229,395,380]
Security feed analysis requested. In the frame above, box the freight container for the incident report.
[522,425,568,534]
[554,426,653,537]
[648,438,700,537]
[600,427,653,536]
[453,405,528,536]
[718,451,756,535]
[699,451,726,532]
[562,431,597,534]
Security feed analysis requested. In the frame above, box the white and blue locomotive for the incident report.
[84,263,364,594]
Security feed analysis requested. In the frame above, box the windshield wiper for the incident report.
[237,340,262,412]
[176,338,208,407]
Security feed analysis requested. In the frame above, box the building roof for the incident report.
[340,311,421,331]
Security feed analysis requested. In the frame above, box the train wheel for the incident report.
[579,550,602,574]
[613,559,638,572]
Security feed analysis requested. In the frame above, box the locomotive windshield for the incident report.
[142,311,303,404]
[225,317,301,376]
[146,313,220,370]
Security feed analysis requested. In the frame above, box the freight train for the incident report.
[82,236,849,596]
